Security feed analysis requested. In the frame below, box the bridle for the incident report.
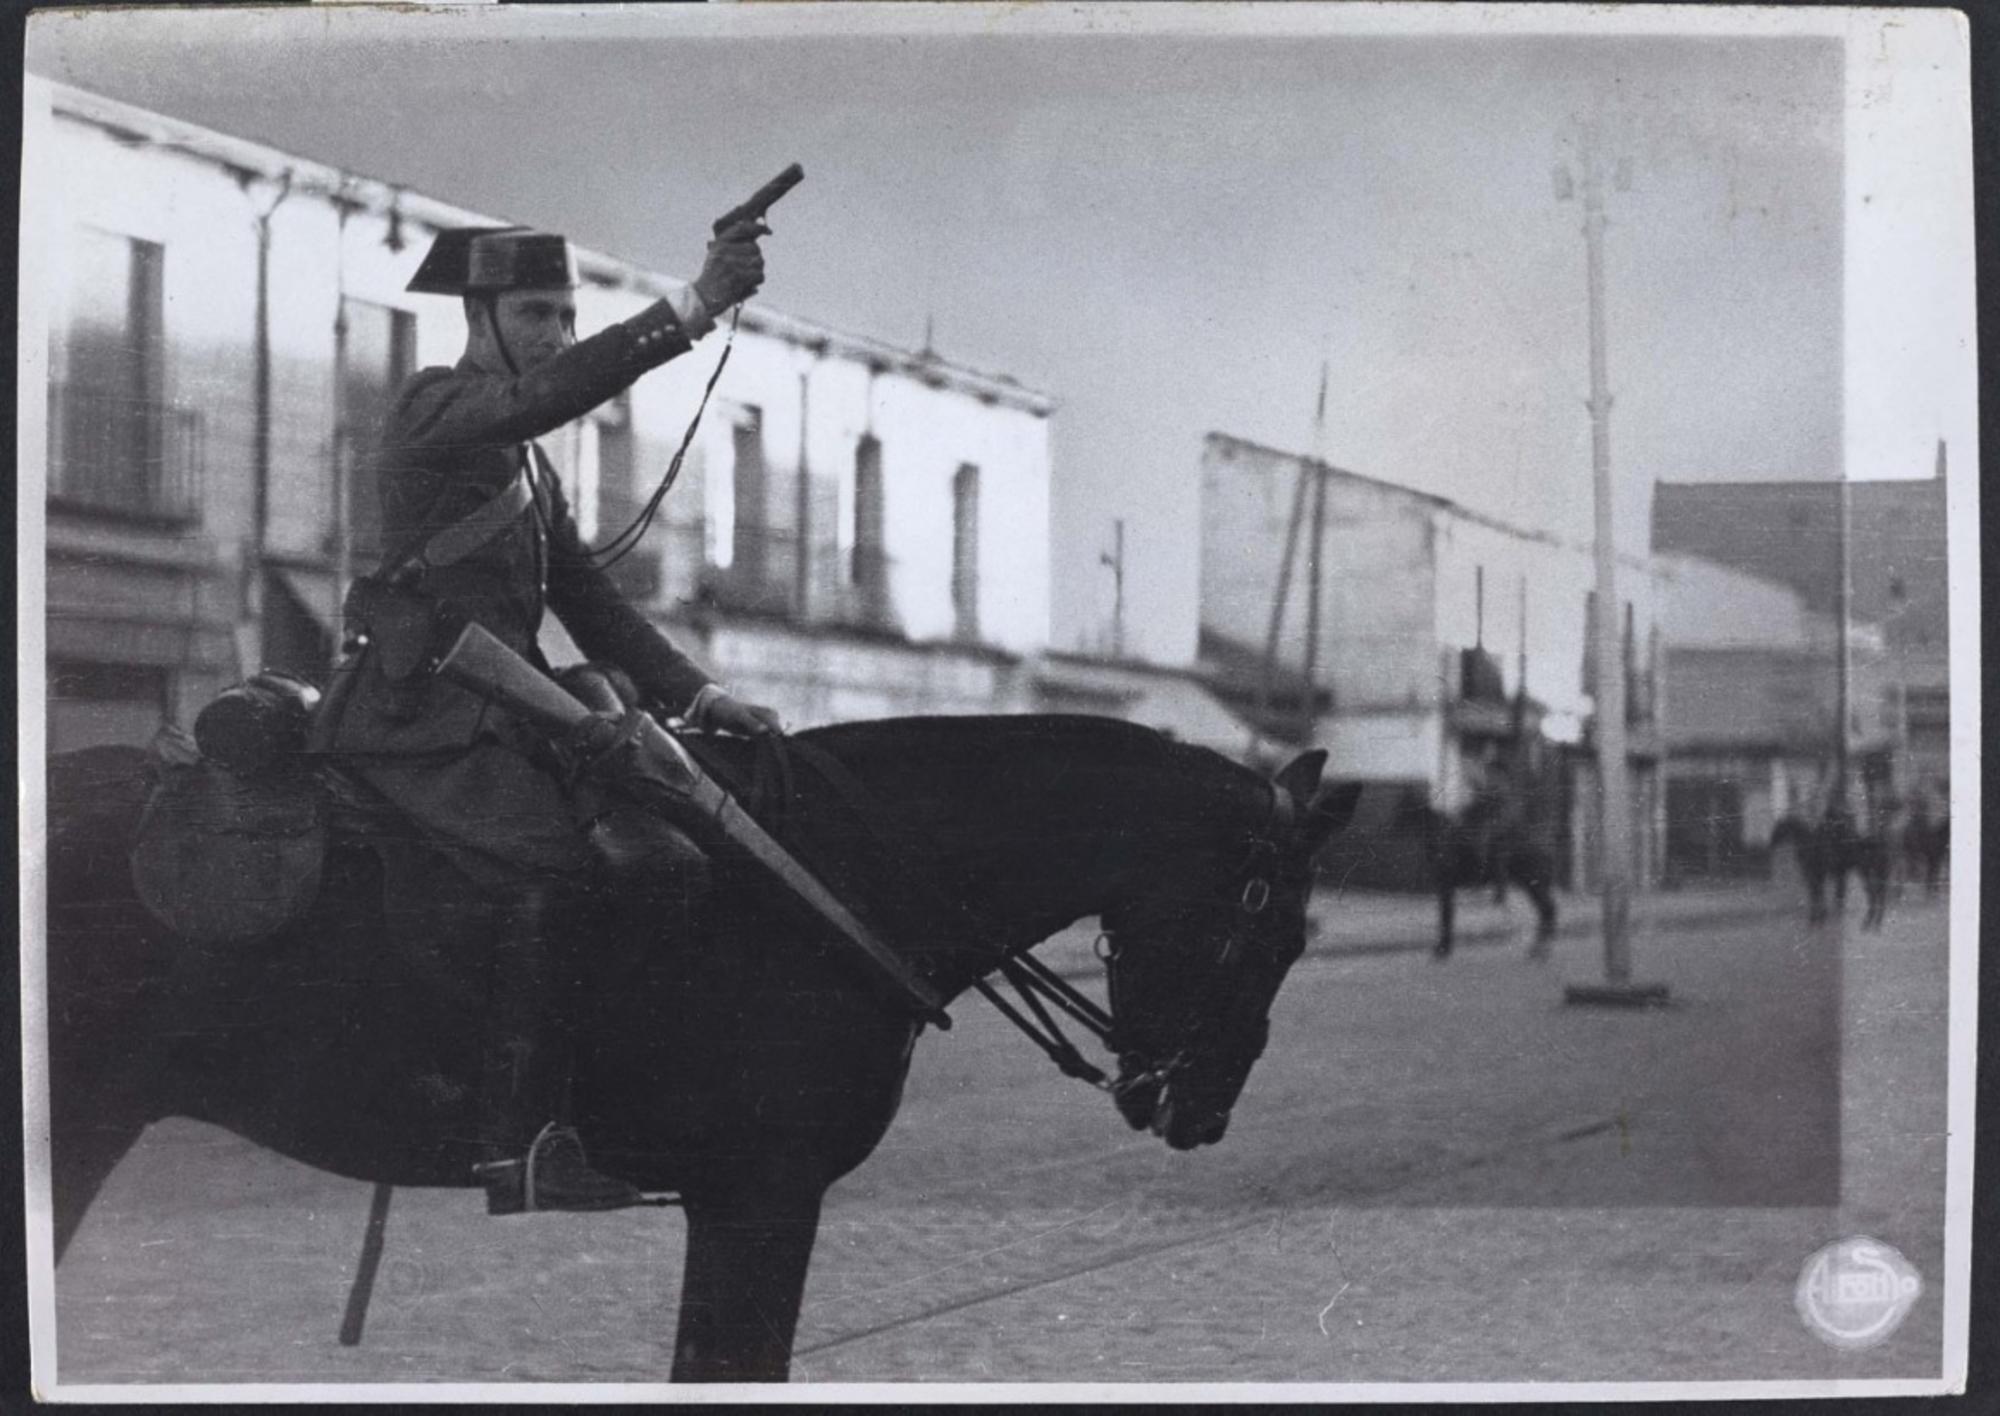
[765,732,1301,1098]
[974,780,1298,1098]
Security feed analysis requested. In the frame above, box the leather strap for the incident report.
[399,471,535,578]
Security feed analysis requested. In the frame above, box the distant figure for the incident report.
[1771,772,1892,929]
[1430,743,1557,959]
[1901,785,1950,895]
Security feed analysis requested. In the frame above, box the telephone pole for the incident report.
[1557,118,1668,1008]
[1100,519,1126,659]
[1835,473,1852,792]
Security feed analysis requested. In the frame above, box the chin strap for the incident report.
[480,294,521,377]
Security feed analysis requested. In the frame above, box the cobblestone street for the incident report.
[48,881,1952,1389]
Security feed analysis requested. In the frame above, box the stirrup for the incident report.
[473,1123,647,1216]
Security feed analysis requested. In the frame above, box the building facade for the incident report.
[26,78,1058,753]
[1655,553,1896,882]
[1197,432,1666,891]
[1653,471,1949,801]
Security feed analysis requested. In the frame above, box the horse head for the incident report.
[1099,750,1360,1151]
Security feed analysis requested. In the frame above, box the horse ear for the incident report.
[1274,750,1328,809]
[1300,780,1364,854]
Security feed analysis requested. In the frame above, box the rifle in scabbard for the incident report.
[436,622,952,1030]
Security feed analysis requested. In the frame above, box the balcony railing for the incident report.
[48,384,203,524]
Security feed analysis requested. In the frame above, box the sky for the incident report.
[25,4,1975,664]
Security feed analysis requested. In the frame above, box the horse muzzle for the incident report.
[1112,1060,1234,1150]
[1151,1089,1232,1150]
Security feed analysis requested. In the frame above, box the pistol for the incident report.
[713,163,805,236]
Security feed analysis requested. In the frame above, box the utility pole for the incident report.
[1514,572,1529,740]
[1557,118,1667,1008]
[1300,455,1328,747]
[795,365,813,617]
[331,191,353,635]
[1100,519,1126,658]
[1835,472,1852,797]
[1256,458,1311,745]
[1298,359,1333,746]
[238,168,293,678]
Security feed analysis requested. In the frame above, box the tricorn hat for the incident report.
[406,226,580,295]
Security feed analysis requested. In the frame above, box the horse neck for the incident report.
[810,721,1272,994]
[980,770,1268,965]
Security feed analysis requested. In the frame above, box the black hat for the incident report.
[406,227,580,295]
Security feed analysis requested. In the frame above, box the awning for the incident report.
[1033,656,1268,758]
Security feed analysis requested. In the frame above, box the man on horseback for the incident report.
[319,222,782,1214]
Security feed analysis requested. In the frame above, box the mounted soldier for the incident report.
[315,218,783,1215]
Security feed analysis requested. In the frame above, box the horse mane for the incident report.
[792,713,1272,822]
[752,714,1278,957]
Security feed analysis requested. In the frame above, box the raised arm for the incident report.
[394,298,706,453]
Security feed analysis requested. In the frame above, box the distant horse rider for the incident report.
[320,221,783,1214]
[1467,744,1519,896]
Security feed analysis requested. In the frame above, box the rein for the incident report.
[770,733,1294,1095]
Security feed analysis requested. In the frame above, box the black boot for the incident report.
[470,881,644,1216]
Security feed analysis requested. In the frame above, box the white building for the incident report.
[1197,432,1668,889]
[24,78,1058,750]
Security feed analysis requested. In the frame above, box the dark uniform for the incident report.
[329,309,713,884]
[323,226,748,1214]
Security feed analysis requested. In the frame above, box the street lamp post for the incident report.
[1558,120,1669,1008]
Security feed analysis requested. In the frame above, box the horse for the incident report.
[1425,761,1560,960]
[1771,806,1892,929]
[42,714,1357,1382]
[1901,798,1950,896]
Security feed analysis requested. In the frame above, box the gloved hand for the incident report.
[692,685,784,737]
[692,220,769,314]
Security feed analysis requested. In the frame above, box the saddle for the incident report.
[132,671,400,945]
[128,665,714,947]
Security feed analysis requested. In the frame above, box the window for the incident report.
[1623,599,1640,719]
[952,462,980,641]
[851,435,886,594]
[48,229,197,520]
[1904,686,1949,733]
[1581,590,1596,693]
[547,416,606,545]
[1580,592,1642,708]
[584,392,651,598]
[703,419,736,571]
[338,298,417,562]
[729,407,767,582]
[540,392,634,550]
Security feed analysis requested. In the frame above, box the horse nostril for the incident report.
[1115,1074,1164,1132]
[1161,1101,1229,1151]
